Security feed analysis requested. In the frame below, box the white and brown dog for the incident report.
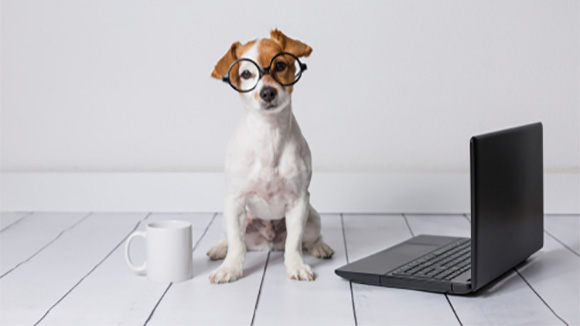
[207,29,334,283]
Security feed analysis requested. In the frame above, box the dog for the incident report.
[206,29,334,284]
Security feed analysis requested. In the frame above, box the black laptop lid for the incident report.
[470,122,543,291]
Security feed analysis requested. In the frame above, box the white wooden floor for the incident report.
[0,212,578,326]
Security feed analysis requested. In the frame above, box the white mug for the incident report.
[124,220,193,282]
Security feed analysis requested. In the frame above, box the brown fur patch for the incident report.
[256,38,283,68]
[258,30,312,93]
[269,29,312,58]
[211,40,257,80]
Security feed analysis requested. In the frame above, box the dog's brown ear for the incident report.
[211,41,242,79]
[270,29,312,58]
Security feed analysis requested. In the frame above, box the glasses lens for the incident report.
[270,53,302,86]
[228,59,260,92]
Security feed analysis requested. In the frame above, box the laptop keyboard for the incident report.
[389,239,471,281]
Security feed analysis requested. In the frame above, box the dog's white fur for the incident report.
[207,35,334,283]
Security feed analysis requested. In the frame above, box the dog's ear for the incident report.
[270,29,312,58]
[211,41,242,79]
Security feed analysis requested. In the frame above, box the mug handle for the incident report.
[124,231,147,275]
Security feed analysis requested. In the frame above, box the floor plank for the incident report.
[0,212,147,325]
[0,212,89,277]
[405,214,564,326]
[252,214,354,326]
[0,211,32,231]
[544,215,580,256]
[147,214,269,325]
[516,233,580,325]
[2,212,576,325]
[452,270,566,326]
[343,214,460,325]
[37,212,214,325]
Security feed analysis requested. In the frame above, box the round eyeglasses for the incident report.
[222,52,307,92]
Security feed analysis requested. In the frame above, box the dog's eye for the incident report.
[274,61,287,72]
[240,70,253,80]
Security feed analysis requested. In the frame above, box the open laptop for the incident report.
[335,122,543,294]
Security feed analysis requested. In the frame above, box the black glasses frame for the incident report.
[222,52,308,93]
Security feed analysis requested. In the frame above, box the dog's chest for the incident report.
[244,163,299,220]
[248,164,290,197]
[227,112,310,220]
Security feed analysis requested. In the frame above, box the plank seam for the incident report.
[544,230,580,257]
[1,212,93,279]
[143,283,173,326]
[143,212,218,326]
[0,211,34,232]
[514,268,569,326]
[403,214,463,326]
[192,212,219,253]
[340,214,359,326]
[462,213,470,222]
[34,212,152,325]
[250,250,271,326]
[445,294,463,326]
[402,213,415,237]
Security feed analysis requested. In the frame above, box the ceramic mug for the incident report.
[124,220,193,282]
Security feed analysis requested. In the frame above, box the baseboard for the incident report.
[1,172,578,214]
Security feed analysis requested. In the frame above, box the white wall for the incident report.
[1,0,578,173]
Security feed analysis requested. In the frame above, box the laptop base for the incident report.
[335,235,473,295]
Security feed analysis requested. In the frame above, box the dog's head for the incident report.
[211,29,312,113]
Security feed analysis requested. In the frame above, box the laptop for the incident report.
[335,122,544,294]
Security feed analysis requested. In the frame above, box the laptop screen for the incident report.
[470,122,544,291]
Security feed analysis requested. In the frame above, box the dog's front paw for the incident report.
[209,264,243,284]
[286,263,315,281]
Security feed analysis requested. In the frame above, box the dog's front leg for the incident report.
[209,195,246,284]
[284,195,314,281]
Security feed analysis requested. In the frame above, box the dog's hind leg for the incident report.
[207,214,229,260]
[303,204,335,259]
[207,237,228,260]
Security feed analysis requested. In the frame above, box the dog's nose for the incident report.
[259,87,277,103]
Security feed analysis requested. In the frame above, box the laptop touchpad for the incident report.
[380,243,442,273]
[338,242,442,276]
